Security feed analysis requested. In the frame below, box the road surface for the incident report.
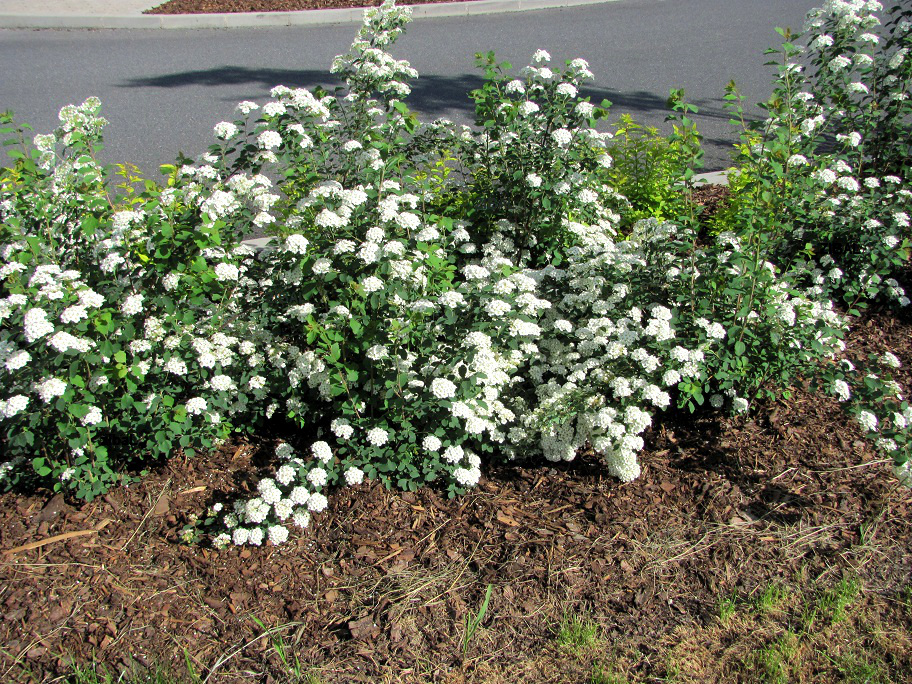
[0,0,820,176]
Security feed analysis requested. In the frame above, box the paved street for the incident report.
[0,0,820,175]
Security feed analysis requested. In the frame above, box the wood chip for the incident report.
[496,511,519,527]
[348,617,380,641]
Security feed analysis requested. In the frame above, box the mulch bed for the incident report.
[146,0,478,15]
[2,302,911,681]
[691,182,730,220]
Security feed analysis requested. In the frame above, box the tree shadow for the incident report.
[655,405,816,526]
[120,66,753,125]
[119,66,753,172]
[120,66,343,92]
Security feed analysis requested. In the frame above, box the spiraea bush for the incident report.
[721,0,912,311]
[0,0,910,545]
[714,0,912,481]
[0,99,266,500]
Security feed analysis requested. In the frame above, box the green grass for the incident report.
[66,662,191,684]
[60,623,327,684]
[556,612,601,652]
[462,583,494,656]
[750,631,800,684]
[268,629,310,682]
[754,580,787,614]
[717,592,738,623]
[799,576,860,634]
[589,662,629,684]
[831,650,891,684]
[899,584,912,616]
[817,576,861,626]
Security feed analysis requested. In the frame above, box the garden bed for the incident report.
[2,301,910,683]
[146,0,478,15]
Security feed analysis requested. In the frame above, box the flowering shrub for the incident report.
[190,2,861,546]
[0,102,268,499]
[719,0,912,312]
[816,349,912,485]
[709,0,912,476]
[1,0,910,544]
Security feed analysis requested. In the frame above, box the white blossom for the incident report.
[344,467,365,486]
[35,378,67,403]
[257,130,283,150]
[857,410,878,432]
[311,440,333,463]
[366,427,389,446]
[430,377,457,399]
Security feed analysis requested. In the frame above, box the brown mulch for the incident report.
[2,299,911,682]
[146,0,478,15]
[691,182,730,222]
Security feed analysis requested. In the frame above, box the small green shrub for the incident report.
[603,90,703,229]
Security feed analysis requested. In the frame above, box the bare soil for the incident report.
[146,0,478,15]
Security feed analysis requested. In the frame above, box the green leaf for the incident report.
[68,404,89,419]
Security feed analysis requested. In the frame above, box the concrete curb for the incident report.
[0,0,617,30]
[693,170,730,186]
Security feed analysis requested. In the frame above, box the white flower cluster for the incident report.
[507,218,726,481]
[7,0,911,550]
[214,440,354,548]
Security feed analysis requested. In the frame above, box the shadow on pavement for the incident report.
[120,67,750,169]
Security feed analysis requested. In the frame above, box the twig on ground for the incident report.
[3,529,97,555]
[811,458,891,473]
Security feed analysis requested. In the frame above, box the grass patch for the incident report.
[749,630,800,684]
[753,580,788,614]
[716,592,738,624]
[901,585,912,616]
[66,662,194,684]
[803,576,861,632]
[589,662,629,684]
[830,650,891,684]
[556,612,602,653]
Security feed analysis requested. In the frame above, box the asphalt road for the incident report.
[0,0,821,177]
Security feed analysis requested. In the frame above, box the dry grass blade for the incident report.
[201,620,303,683]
